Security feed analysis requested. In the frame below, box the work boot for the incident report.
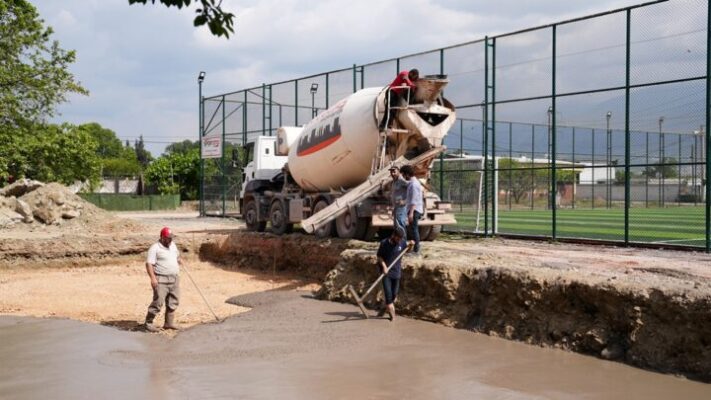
[144,312,160,332]
[164,311,180,330]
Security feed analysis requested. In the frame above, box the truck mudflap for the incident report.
[370,202,457,227]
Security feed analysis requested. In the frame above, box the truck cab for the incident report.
[239,136,288,200]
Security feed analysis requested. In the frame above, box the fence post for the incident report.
[242,90,247,147]
[572,127,576,209]
[483,37,489,235]
[352,64,357,93]
[551,25,557,240]
[243,91,247,146]
[268,85,273,135]
[461,119,464,212]
[261,83,266,136]
[531,124,535,210]
[439,49,445,200]
[295,80,299,126]
[646,132,649,207]
[222,95,226,216]
[325,72,330,109]
[509,122,513,211]
[592,128,596,209]
[706,0,710,252]
[624,9,631,245]
[491,38,497,235]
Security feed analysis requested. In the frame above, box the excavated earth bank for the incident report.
[201,231,711,382]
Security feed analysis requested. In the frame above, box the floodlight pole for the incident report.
[310,83,319,118]
[198,71,206,216]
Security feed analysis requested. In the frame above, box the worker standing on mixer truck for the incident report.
[380,69,419,130]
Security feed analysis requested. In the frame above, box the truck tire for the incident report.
[313,199,335,239]
[269,201,293,235]
[244,199,266,232]
[335,207,368,239]
[425,224,442,241]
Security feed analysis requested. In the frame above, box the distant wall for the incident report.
[79,194,180,211]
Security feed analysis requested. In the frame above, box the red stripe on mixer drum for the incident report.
[297,134,342,157]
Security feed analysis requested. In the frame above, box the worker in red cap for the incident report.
[144,226,182,332]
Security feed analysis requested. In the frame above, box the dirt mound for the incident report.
[0,181,143,235]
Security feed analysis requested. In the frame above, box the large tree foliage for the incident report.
[0,123,101,186]
[165,139,199,155]
[77,122,124,158]
[128,0,235,38]
[0,0,87,128]
[76,122,143,177]
[145,148,200,199]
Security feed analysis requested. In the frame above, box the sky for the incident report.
[30,0,677,156]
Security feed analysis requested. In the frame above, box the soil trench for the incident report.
[202,231,711,382]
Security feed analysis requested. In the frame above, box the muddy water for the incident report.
[1,291,709,399]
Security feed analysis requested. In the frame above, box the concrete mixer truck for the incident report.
[238,75,457,240]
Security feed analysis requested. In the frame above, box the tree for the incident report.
[128,0,235,38]
[642,157,678,179]
[134,135,154,168]
[75,122,124,158]
[0,0,88,128]
[0,123,101,186]
[145,148,200,199]
[498,159,536,204]
[165,139,199,155]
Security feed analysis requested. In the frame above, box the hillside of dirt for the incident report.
[202,231,711,382]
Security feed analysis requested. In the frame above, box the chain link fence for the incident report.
[199,0,710,250]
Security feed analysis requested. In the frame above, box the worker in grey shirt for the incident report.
[400,165,424,255]
[389,166,409,239]
[144,226,182,332]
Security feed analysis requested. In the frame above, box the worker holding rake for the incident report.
[376,226,413,321]
[144,227,182,332]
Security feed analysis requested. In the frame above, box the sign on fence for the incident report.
[201,135,222,159]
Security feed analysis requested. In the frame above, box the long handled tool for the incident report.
[182,264,221,322]
[348,245,410,319]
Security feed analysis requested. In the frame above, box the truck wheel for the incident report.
[425,225,442,241]
[244,200,266,232]
[336,207,368,239]
[269,201,293,235]
[313,199,335,238]
[418,226,433,241]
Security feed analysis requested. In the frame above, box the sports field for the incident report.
[453,206,707,247]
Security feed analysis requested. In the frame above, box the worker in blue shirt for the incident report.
[376,226,412,321]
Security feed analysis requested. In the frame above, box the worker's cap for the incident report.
[388,166,399,171]
[160,227,174,239]
[393,226,406,238]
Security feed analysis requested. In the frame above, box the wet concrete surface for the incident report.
[1,290,710,399]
